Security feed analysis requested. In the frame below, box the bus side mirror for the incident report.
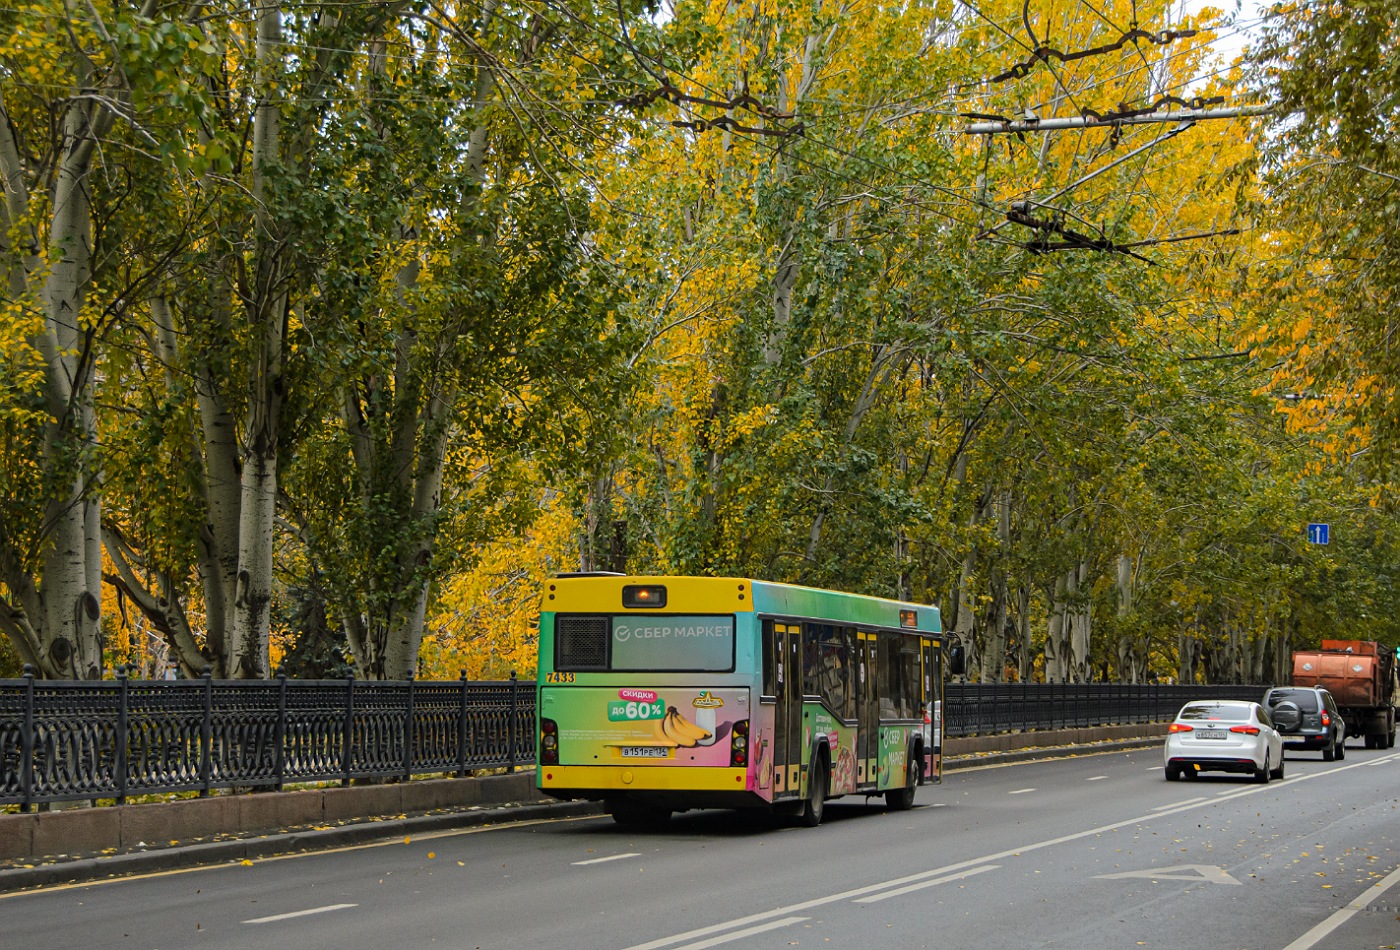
[948,643,966,677]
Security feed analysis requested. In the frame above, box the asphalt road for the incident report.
[4,744,1398,950]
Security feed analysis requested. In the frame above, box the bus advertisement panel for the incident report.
[542,686,750,766]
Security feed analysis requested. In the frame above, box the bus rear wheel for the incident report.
[885,756,918,811]
[609,800,671,828]
[798,761,828,827]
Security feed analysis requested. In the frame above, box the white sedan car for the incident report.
[1163,700,1284,783]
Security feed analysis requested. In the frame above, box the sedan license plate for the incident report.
[620,746,670,758]
[1196,729,1228,740]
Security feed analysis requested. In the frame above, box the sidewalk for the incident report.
[0,724,1166,893]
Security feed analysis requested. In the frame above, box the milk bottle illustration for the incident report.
[692,692,723,746]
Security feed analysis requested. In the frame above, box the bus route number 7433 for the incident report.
[545,672,576,684]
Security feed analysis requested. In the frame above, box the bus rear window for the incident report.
[554,614,735,672]
[556,615,610,670]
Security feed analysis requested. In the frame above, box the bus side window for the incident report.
[842,626,857,720]
[802,623,820,697]
[877,634,896,719]
[877,632,920,719]
[762,620,776,695]
[899,642,920,720]
[810,623,849,718]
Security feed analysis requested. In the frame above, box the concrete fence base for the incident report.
[0,772,551,866]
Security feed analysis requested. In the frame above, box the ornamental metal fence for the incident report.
[943,682,1268,737]
[0,669,533,811]
[1,671,1268,811]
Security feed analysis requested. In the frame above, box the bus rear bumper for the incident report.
[538,765,766,808]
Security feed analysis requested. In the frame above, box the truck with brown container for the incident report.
[1291,640,1398,749]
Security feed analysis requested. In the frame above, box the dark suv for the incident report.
[1263,687,1347,760]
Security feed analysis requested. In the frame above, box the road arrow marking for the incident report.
[1095,864,1241,885]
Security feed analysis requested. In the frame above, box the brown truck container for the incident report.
[1291,640,1398,749]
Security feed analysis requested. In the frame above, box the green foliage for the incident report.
[2,0,1397,688]
[274,585,354,680]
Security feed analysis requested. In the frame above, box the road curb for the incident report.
[944,736,1163,769]
[0,736,1165,893]
[0,799,607,894]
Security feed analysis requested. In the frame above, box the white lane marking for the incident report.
[1087,776,1107,781]
[1096,864,1240,885]
[622,753,1394,950]
[1009,788,1036,795]
[854,865,999,903]
[1281,863,1400,950]
[573,853,641,866]
[671,917,809,950]
[1152,797,1206,810]
[244,903,357,924]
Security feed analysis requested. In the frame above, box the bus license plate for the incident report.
[1197,730,1227,740]
[621,746,670,758]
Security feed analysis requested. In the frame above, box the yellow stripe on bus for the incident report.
[540,765,750,791]
[544,575,756,614]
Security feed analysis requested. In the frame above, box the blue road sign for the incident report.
[1307,523,1330,545]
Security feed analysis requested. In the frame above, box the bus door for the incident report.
[920,637,937,781]
[857,631,878,786]
[771,622,803,798]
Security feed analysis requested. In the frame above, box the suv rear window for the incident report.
[1267,689,1320,713]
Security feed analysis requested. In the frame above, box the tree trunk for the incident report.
[1178,618,1199,684]
[804,348,907,564]
[227,0,289,679]
[1066,560,1092,683]
[1114,553,1142,683]
[1045,574,1068,682]
[0,77,112,678]
[1015,582,1032,682]
[981,491,1012,682]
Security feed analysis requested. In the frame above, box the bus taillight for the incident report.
[730,719,749,767]
[541,718,559,765]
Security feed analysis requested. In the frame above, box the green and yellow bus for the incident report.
[536,574,950,826]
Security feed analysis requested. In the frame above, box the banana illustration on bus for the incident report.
[651,706,713,747]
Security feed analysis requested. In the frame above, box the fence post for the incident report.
[507,670,518,774]
[275,670,288,791]
[342,674,355,787]
[404,669,416,782]
[457,670,469,777]
[200,667,213,797]
[20,665,34,813]
[116,665,129,805]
